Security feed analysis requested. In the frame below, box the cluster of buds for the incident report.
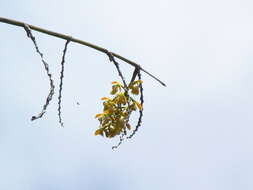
[94,80,142,138]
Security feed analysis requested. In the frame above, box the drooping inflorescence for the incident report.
[94,80,143,143]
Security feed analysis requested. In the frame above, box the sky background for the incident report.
[1,0,253,189]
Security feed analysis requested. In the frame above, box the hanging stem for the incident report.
[57,40,71,127]
[23,24,55,121]
[128,70,144,139]
[0,17,166,87]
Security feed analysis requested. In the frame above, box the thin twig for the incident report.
[0,17,166,87]
[23,24,55,121]
[58,40,71,127]
[106,52,129,149]
[106,51,128,89]
[128,71,144,139]
[112,133,125,150]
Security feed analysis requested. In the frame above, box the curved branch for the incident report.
[0,17,166,87]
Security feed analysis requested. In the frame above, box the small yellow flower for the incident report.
[95,113,104,118]
[103,101,114,114]
[131,86,139,95]
[134,101,142,110]
[94,128,104,136]
[110,85,119,95]
[114,93,127,105]
[128,80,142,95]
[112,81,121,85]
[101,97,109,101]
[129,80,142,87]
[135,80,143,84]
[115,118,125,130]
[129,103,137,111]
[126,123,131,130]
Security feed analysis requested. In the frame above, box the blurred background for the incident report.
[1,0,253,189]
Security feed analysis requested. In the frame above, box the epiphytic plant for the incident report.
[0,17,166,149]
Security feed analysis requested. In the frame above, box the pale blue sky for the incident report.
[1,0,253,189]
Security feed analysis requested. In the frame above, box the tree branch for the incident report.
[0,17,166,86]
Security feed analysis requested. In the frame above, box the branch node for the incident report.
[23,23,31,37]
[105,50,113,62]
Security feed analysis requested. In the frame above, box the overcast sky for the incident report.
[1,0,253,189]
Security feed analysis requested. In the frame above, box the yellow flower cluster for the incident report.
[94,80,142,138]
